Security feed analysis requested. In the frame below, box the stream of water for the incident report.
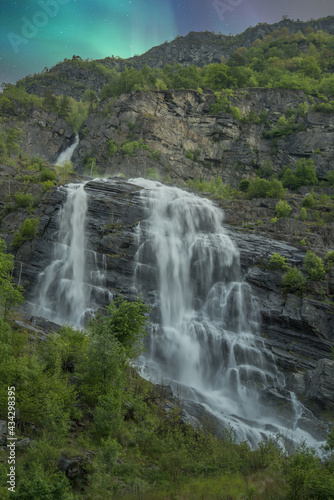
[55,134,79,165]
[33,183,112,326]
[130,178,325,450]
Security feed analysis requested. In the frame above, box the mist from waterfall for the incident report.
[33,183,112,327]
[131,178,324,449]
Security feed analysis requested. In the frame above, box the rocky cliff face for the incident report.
[72,88,334,185]
[5,106,75,162]
[11,178,333,421]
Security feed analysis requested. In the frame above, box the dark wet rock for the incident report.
[58,456,86,480]
[306,359,334,409]
[16,438,31,449]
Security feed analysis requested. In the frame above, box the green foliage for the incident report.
[106,139,118,157]
[186,177,233,199]
[92,297,150,360]
[6,127,24,156]
[304,250,325,280]
[14,192,37,210]
[39,169,58,182]
[42,180,56,192]
[302,194,315,208]
[264,115,297,138]
[13,468,73,500]
[284,442,334,500]
[282,159,318,190]
[0,133,7,160]
[58,95,71,119]
[269,253,289,271]
[121,138,149,156]
[327,170,334,186]
[248,177,285,199]
[54,160,75,183]
[0,239,24,319]
[186,148,201,162]
[239,178,251,192]
[282,267,306,296]
[275,199,292,218]
[325,251,334,269]
[300,207,307,221]
[12,218,39,250]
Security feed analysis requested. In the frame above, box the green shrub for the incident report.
[42,180,56,192]
[269,253,289,271]
[325,250,334,268]
[14,192,36,210]
[264,115,296,138]
[282,159,318,190]
[282,267,306,296]
[327,170,334,186]
[39,169,57,182]
[300,207,307,221]
[186,177,233,200]
[275,199,292,218]
[248,177,285,199]
[239,179,250,192]
[106,139,118,157]
[304,250,325,280]
[12,218,39,250]
[302,195,315,208]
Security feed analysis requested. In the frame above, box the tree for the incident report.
[83,89,98,112]
[44,88,58,112]
[0,239,24,320]
[59,95,71,119]
[304,251,325,281]
[203,63,234,91]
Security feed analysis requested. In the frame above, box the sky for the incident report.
[0,0,333,85]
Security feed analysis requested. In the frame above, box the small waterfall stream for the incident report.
[55,134,79,165]
[131,178,324,449]
[34,183,112,326]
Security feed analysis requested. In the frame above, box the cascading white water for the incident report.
[34,183,112,326]
[132,178,324,449]
[55,135,79,165]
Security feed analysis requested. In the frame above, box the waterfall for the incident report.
[33,183,112,327]
[131,178,324,449]
[55,135,79,165]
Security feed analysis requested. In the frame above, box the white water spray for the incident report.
[55,134,79,165]
[34,183,111,326]
[131,178,324,449]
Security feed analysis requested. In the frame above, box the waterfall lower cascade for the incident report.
[34,183,112,327]
[55,134,79,165]
[132,179,324,449]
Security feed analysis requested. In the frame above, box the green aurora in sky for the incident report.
[1,0,333,84]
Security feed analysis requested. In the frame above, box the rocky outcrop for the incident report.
[289,359,334,413]
[72,88,334,186]
[5,106,75,162]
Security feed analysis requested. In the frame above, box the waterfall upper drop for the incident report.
[55,135,79,165]
[132,178,324,449]
[33,183,112,327]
